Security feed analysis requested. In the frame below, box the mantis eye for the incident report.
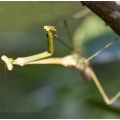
[50,30,57,37]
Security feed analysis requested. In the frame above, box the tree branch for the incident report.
[81,1,120,36]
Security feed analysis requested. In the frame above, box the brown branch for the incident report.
[81,1,120,36]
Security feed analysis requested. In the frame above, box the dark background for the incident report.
[0,2,120,118]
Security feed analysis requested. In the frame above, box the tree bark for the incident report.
[81,1,120,36]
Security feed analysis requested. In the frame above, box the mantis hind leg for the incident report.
[88,65,120,105]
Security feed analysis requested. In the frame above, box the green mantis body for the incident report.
[1,25,120,105]
[1,26,57,69]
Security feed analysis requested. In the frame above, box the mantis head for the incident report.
[44,26,57,37]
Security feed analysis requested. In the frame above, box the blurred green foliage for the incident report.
[0,1,120,119]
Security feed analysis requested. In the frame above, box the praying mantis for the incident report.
[1,24,120,105]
